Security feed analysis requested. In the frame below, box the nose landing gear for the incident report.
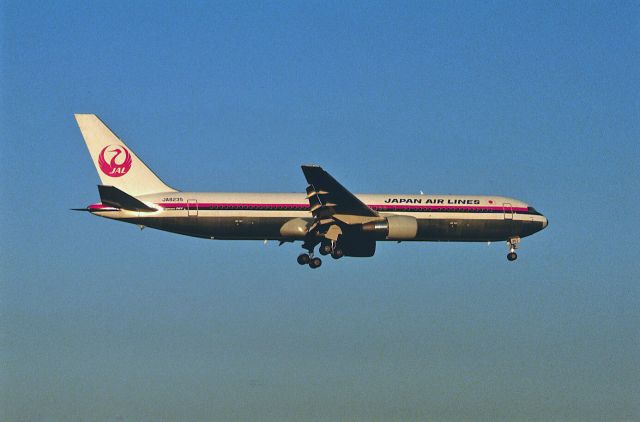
[506,237,520,261]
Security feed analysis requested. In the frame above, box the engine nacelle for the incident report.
[280,218,313,239]
[340,237,376,257]
[361,215,418,240]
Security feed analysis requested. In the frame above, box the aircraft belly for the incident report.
[130,216,292,240]
[415,218,539,242]
[119,215,544,242]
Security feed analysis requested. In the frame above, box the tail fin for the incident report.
[75,114,177,196]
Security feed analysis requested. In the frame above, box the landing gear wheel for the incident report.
[331,248,344,259]
[309,257,322,268]
[506,237,520,262]
[297,253,311,265]
[319,243,332,256]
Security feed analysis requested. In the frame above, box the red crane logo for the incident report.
[98,145,132,177]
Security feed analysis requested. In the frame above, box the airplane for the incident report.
[74,114,548,268]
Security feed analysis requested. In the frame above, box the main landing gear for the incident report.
[298,241,344,269]
[297,240,322,269]
[507,237,520,261]
[297,252,322,268]
[320,241,344,260]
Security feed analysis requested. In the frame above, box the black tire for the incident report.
[320,243,332,255]
[309,257,322,268]
[331,248,344,259]
[297,253,310,265]
[507,252,518,261]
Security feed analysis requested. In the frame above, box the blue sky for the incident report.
[1,1,638,420]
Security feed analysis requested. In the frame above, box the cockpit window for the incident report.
[527,207,542,215]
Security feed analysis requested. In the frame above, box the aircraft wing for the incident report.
[301,165,379,224]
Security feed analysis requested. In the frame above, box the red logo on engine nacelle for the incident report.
[98,145,132,177]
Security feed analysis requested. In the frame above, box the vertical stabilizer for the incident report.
[75,114,177,196]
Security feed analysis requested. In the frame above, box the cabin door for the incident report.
[187,199,198,217]
[503,203,513,220]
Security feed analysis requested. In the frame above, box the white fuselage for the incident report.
[88,192,548,242]
[75,114,548,264]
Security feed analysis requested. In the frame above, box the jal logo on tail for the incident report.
[98,145,132,177]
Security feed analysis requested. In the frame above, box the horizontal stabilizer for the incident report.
[98,185,157,212]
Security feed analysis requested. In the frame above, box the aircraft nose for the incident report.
[542,215,548,229]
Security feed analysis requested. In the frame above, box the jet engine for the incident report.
[360,215,418,240]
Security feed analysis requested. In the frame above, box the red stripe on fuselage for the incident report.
[157,203,529,212]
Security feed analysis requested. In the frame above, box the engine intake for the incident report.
[361,215,418,240]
